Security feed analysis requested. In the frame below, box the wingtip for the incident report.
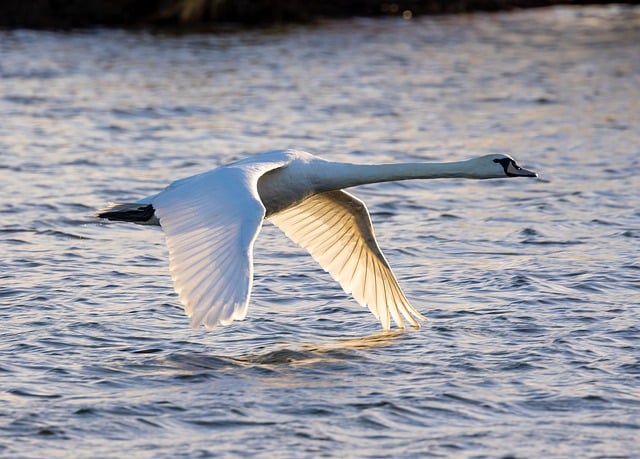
[395,307,427,330]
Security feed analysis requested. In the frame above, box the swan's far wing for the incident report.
[152,167,268,329]
[269,190,425,329]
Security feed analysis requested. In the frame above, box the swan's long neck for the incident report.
[313,159,480,192]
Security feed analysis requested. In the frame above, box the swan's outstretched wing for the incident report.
[269,190,425,329]
[152,165,278,329]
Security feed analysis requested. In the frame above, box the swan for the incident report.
[98,149,537,330]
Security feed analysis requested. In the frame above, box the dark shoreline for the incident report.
[1,0,639,29]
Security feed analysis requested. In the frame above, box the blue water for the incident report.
[1,5,639,458]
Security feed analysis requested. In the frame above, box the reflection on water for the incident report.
[1,5,640,458]
[162,331,406,374]
[245,330,408,364]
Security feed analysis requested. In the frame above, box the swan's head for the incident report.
[470,154,538,179]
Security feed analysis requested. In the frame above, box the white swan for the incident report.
[98,149,537,330]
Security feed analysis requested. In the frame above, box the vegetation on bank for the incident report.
[1,0,638,28]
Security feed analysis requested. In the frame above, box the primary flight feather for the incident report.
[98,149,537,330]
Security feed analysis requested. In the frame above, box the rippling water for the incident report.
[1,6,639,458]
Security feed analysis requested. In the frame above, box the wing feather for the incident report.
[269,190,425,329]
[152,163,286,329]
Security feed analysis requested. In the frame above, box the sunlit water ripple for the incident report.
[1,6,639,458]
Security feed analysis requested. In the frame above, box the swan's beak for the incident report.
[507,162,538,178]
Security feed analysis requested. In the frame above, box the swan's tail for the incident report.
[96,202,158,225]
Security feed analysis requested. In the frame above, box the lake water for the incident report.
[1,5,639,458]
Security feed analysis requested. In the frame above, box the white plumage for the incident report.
[269,190,422,329]
[98,149,537,331]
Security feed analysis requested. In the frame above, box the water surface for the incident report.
[1,6,639,458]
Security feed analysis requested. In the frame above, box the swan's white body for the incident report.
[99,149,536,330]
